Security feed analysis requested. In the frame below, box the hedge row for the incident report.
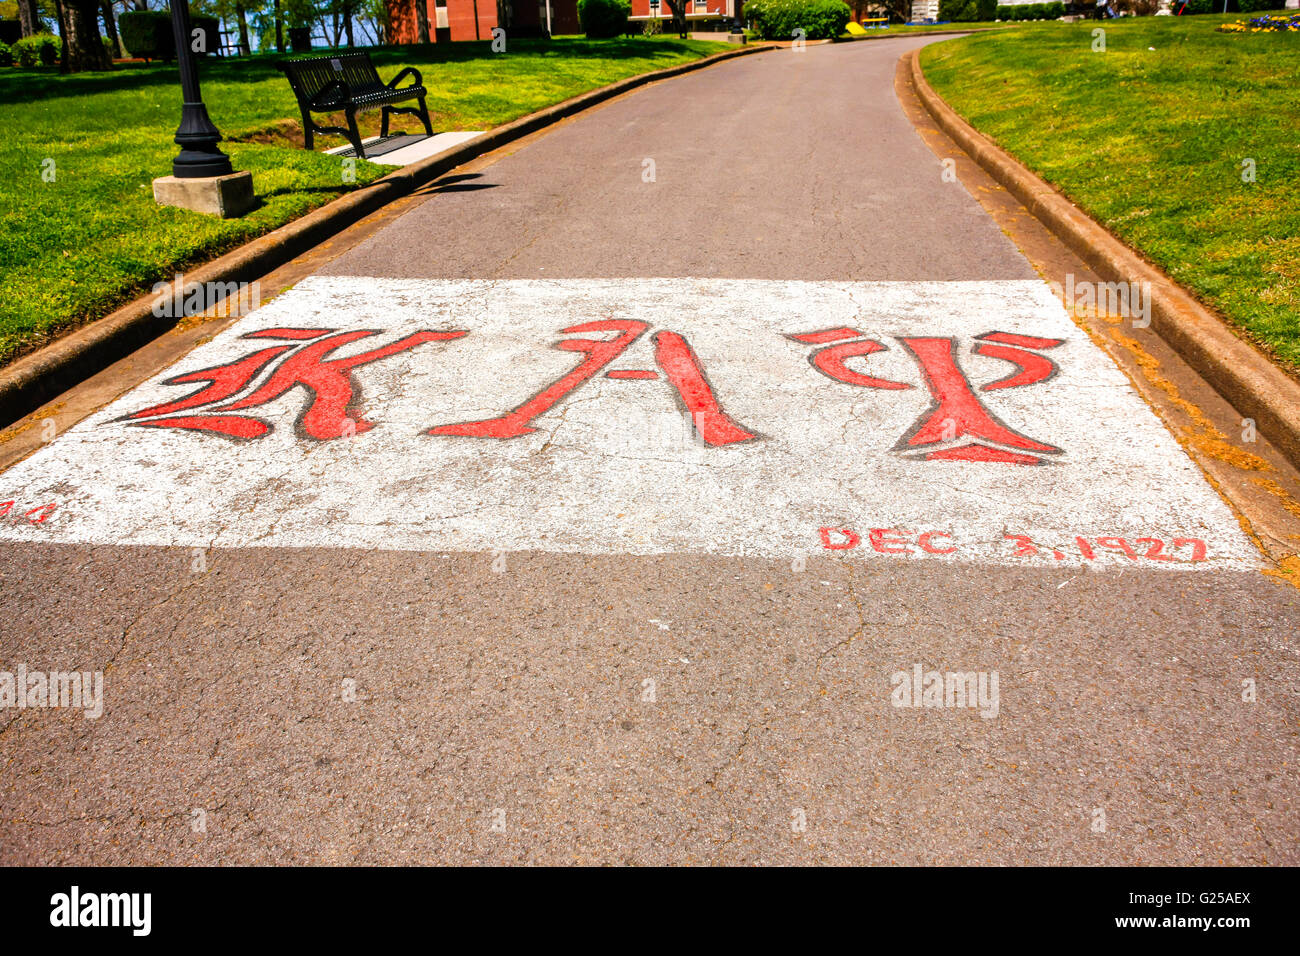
[747,0,852,40]
[938,0,997,21]
[120,9,220,62]
[578,0,631,37]
[994,2,1066,19]
[1184,0,1286,10]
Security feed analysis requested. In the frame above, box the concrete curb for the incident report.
[0,42,771,428]
[908,49,1300,471]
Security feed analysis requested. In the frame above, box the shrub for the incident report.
[939,0,979,20]
[13,34,59,67]
[1182,0,1214,12]
[942,0,1000,20]
[1237,0,1285,11]
[746,0,851,39]
[119,10,165,59]
[120,9,219,61]
[0,40,11,68]
[578,0,631,37]
[1006,3,1059,19]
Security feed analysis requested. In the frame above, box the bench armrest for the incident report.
[308,78,351,111]
[387,66,423,90]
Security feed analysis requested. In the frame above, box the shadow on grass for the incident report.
[255,183,369,200]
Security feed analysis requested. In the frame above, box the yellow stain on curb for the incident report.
[1251,476,1300,520]
[1263,554,1300,588]
[0,402,67,445]
[1106,325,1272,472]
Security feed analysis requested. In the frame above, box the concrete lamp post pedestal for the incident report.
[153,1,255,218]
[153,171,256,218]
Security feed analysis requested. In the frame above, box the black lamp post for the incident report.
[168,0,233,178]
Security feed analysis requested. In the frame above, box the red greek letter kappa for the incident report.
[123,327,466,440]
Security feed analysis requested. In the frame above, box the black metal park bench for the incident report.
[278,51,433,159]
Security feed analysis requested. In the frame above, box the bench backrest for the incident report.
[280,52,384,102]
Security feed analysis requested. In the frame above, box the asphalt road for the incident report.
[322,38,1035,281]
[1,36,1296,865]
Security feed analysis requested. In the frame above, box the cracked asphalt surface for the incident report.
[1,36,1298,865]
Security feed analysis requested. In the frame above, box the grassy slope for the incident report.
[920,16,1300,371]
[0,38,726,365]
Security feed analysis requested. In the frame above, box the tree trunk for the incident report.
[62,0,112,71]
[17,0,40,38]
[663,0,687,37]
[274,0,284,52]
[100,0,124,57]
[53,0,71,71]
[234,4,252,55]
[416,0,431,43]
[343,1,354,47]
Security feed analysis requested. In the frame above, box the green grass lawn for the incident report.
[0,37,727,366]
[920,16,1300,372]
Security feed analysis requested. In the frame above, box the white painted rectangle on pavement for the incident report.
[324,130,485,166]
[0,277,1259,569]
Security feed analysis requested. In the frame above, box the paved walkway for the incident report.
[1,37,1296,865]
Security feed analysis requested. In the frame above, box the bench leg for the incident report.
[380,107,390,139]
[345,108,365,160]
[417,95,433,138]
[301,110,314,151]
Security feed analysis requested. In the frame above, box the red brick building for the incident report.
[628,0,744,30]
[386,0,580,44]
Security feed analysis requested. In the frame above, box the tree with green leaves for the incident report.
[208,0,255,54]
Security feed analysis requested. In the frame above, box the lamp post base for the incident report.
[172,101,235,179]
[153,170,256,219]
[172,149,235,179]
